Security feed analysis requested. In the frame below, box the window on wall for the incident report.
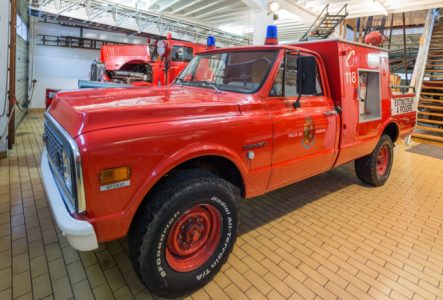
[16,14,28,41]
[171,46,193,62]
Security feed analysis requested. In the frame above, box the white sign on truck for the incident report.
[391,97,414,116]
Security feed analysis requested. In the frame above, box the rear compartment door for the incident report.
[336,44,386,165]
[354,47,387,141]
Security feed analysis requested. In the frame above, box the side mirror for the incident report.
[296,56,317,95]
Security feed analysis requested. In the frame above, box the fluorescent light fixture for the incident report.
[269,1,280,12]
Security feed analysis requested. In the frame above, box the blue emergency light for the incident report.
[207,36,216,49]
[265,25,278,45]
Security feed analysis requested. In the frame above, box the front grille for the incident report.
[45,122,64,179]
[44,120,76,211]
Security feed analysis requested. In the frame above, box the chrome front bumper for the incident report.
[41,148,98,251]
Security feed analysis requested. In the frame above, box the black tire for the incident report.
[128,170,238,297]
[355,134,394,186]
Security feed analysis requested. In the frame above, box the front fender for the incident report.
[91,143,248,242]
[128,142,249,215]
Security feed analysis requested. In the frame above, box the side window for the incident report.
[269,54,323,97]
[315,68,323,96]
[285,54,298,97]
[269,54,298,97]
[270,61,283,96]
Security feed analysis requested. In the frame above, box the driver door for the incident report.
[266,52,339,191]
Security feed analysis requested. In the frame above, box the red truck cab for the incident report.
[90,36,206,86]
[41,27,416,297]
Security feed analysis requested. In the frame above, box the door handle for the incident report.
[323,110,337,116]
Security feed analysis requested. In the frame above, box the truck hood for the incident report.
[48,86,245,137]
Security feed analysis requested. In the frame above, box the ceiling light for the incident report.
[269,1,280,12]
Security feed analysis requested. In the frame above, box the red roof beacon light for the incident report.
[265,25,278,45]
[207,36,216,50]
[364,31,384,47]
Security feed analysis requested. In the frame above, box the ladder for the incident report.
[413,15,443,142]
[299,4,348,41]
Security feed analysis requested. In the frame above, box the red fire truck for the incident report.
[90,34,207,86]
[41,26,416,297]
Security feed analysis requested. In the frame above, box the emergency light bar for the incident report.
[207,36,216,49]
[265,25,278,45]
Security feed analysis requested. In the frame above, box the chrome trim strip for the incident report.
[44,112,87,213]
[47,155,76,213]
[44,120,76,212]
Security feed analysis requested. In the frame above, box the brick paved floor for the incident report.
[1,112,443,300]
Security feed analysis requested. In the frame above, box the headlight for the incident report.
[62,149,73,193]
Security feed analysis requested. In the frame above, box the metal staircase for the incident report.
[413,14,443,142]
[300,4,348,41]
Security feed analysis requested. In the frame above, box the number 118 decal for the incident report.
[345,71,356,84]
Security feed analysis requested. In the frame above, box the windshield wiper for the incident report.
[193,80,222,93]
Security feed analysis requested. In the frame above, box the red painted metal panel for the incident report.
[100,45,151,71]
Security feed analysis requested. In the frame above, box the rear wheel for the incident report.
[128,170,238,297]
[355,134,394,186]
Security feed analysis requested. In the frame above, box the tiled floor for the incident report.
[1,112,443,300]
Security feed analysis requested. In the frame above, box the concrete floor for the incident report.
[1,112,443,299]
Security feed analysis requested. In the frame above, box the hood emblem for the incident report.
[243,141,267,151]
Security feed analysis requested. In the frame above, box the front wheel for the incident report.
[355,134,394,186]
[128,170,238,297]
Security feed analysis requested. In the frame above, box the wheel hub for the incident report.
[166,204,221,272]
[376,145,390,176]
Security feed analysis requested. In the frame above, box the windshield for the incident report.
[176,50,277,93]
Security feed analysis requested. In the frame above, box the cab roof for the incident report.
[199,44,320,57]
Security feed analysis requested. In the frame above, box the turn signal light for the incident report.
[100,166,131,185]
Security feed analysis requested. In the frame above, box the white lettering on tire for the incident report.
[155,195,234,281]
[156,211,180,278]
[198,198,234,281]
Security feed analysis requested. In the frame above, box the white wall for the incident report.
[0,1,10,153]
[29,18,146,108]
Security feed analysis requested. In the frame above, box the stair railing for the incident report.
[329,3,348,29]
[410,8,440,111]
[300,4,329,41]
[335,3,347,17]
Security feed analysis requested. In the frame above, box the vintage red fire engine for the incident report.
[89,33,207,86]
[41,27,416,296]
